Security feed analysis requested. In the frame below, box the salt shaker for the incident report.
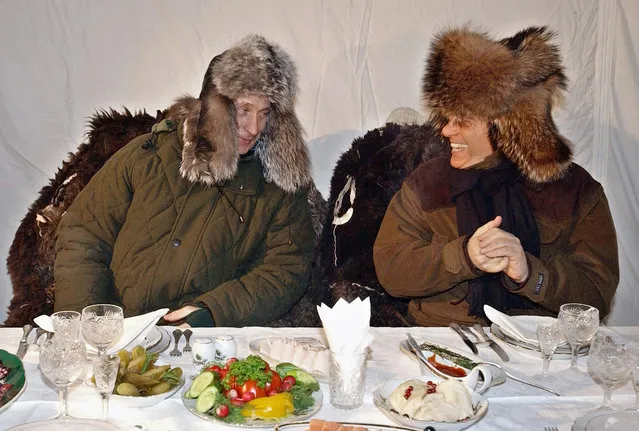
[214,335,237,362]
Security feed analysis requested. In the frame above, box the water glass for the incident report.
[51,310,81,340]
[329,350,367,409]
[537,322,561,377]
[81,304,124,356]
[93,354,120,419]
[39,339,87,419]
[587,326,633,410]
[557,303,599,369]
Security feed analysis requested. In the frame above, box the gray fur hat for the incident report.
[178,35,311,192]
[423,26,572,183]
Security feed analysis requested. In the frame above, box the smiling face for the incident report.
[234,94,271,154]
[441,117,495,169]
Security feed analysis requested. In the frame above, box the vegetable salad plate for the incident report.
[182,388,323,428]
[0,349,27,415]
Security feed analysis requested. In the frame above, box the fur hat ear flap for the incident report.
[492,85,572,183]
[179,89,239,186]
[257,107,312,192]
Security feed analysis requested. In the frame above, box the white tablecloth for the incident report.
[1,326,638,430]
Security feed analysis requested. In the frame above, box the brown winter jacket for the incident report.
[54,119,315,326]
[374,157,619,326]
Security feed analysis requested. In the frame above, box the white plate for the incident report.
[373,376,488,431]
[111,378,185,408]
[491,324,589,359]
[275,421,423,431]
[248,337,328,382]
[572,410,639,430]
[182,386,324,428]
[7,418,123,430]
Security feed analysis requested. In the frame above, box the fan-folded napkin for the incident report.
[484,304,557,344]
[317,297,373,354]
[34,308,168,353]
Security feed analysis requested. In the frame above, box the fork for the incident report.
[544,427,558,431]
[170,328,183,357]
[182,329,193,353]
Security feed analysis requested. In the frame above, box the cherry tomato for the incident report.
[215,404,229,418]
[282,375,296,386]
[241,379,267,399]
[204,365,222,374]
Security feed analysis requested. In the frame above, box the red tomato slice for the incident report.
[268,370,282,392]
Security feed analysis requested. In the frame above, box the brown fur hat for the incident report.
[179,35,311,192]
[423,25,572,183]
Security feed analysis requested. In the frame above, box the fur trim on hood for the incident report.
[423,25,572,183]
[174,34,312,193]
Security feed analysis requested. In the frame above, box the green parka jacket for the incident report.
[54,119,315,326]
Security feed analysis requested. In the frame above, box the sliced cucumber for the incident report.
[195,385,219,413]
[286,369,317,386]
[188,371,215,398]
[275,362,300,377]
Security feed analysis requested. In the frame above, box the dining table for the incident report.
[1,325,638,431]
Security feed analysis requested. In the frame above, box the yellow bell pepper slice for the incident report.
[241,392,295,419]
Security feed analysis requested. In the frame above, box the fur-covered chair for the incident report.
[318,111,450,326]
[3,108,326,327]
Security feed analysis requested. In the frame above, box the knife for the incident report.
[16,324,33,359]
[449,322,479,354]
[474,323,510,362]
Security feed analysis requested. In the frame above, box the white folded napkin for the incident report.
[317,297,373,355]
[484,304,557,344]
[34,308,168,353]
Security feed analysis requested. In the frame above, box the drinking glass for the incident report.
[81,304,124,357]
[587,326,633,410]
[630,366,639,411]
[39,339,87,419]
[51,310,81,341]
[557,303,599,369]
[536,322,561,377]
[328,350,367,409]
[93,354,120,419]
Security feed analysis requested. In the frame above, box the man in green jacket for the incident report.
[54,35,316,327]
[374,26,619,326]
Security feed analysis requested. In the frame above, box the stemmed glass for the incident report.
[557,303,599,369]
[536,322,561,378]
[93,354,120,419]
[51,310,81,340]
[587,326,633,410]
[81,304,124,357]
[39,338,87,419]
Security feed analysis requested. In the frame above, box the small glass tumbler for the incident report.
[93,354,120,419]
[51,310,81,341]
[191,337,217,369]
[329,350,367,409]
[536,322,561,377]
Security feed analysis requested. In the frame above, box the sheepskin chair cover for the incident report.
[4,108,327,327]
[319,122,450,326]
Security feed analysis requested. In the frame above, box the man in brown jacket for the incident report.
[54,35,315,327]
[374,26,619,326]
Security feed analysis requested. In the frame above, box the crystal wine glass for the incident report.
[51,310,81,341]
[81,304,124,357]
[93,353,120,419]
[39,338,87,419]
[536,322,561,377]
[557,303,599,369]
[587,326,633,410]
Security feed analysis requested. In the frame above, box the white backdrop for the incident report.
[1,0,637,325]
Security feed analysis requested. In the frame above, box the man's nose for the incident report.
[244,114,259,136]
[441,121,457,137]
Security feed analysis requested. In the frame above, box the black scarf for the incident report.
[450,158,539,318]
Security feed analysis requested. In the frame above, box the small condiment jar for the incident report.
[214,335,237,362]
